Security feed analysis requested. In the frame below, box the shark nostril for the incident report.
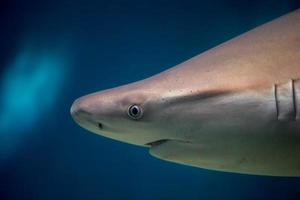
[98,123,103,129]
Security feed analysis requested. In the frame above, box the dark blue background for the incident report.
[1,0,300,199]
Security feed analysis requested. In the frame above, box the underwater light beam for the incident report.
[0,45,68,160]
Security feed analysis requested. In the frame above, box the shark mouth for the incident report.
[145,139,193,147]
[145,139,169,147]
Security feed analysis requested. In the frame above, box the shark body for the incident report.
[71,9,300,176]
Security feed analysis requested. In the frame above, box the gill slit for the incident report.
[274,84,279,120]
[292,79,297,121]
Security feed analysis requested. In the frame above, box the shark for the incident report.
[71,9,300,176]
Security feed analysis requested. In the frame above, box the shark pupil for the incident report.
[128,105,143,119]
[132,107,138,115]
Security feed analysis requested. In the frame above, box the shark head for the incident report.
[70,80,187,147]
[70,70,247,148]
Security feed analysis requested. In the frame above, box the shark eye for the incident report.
[127,105,143,120]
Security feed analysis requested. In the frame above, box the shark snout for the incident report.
[71,97,93,124]
[70,95,105,132]
[71,98,87,117]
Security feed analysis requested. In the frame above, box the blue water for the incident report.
[1,1,300,199]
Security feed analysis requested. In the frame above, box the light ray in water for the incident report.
[0,44,68,161]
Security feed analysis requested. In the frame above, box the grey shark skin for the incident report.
[71,9,300,176]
